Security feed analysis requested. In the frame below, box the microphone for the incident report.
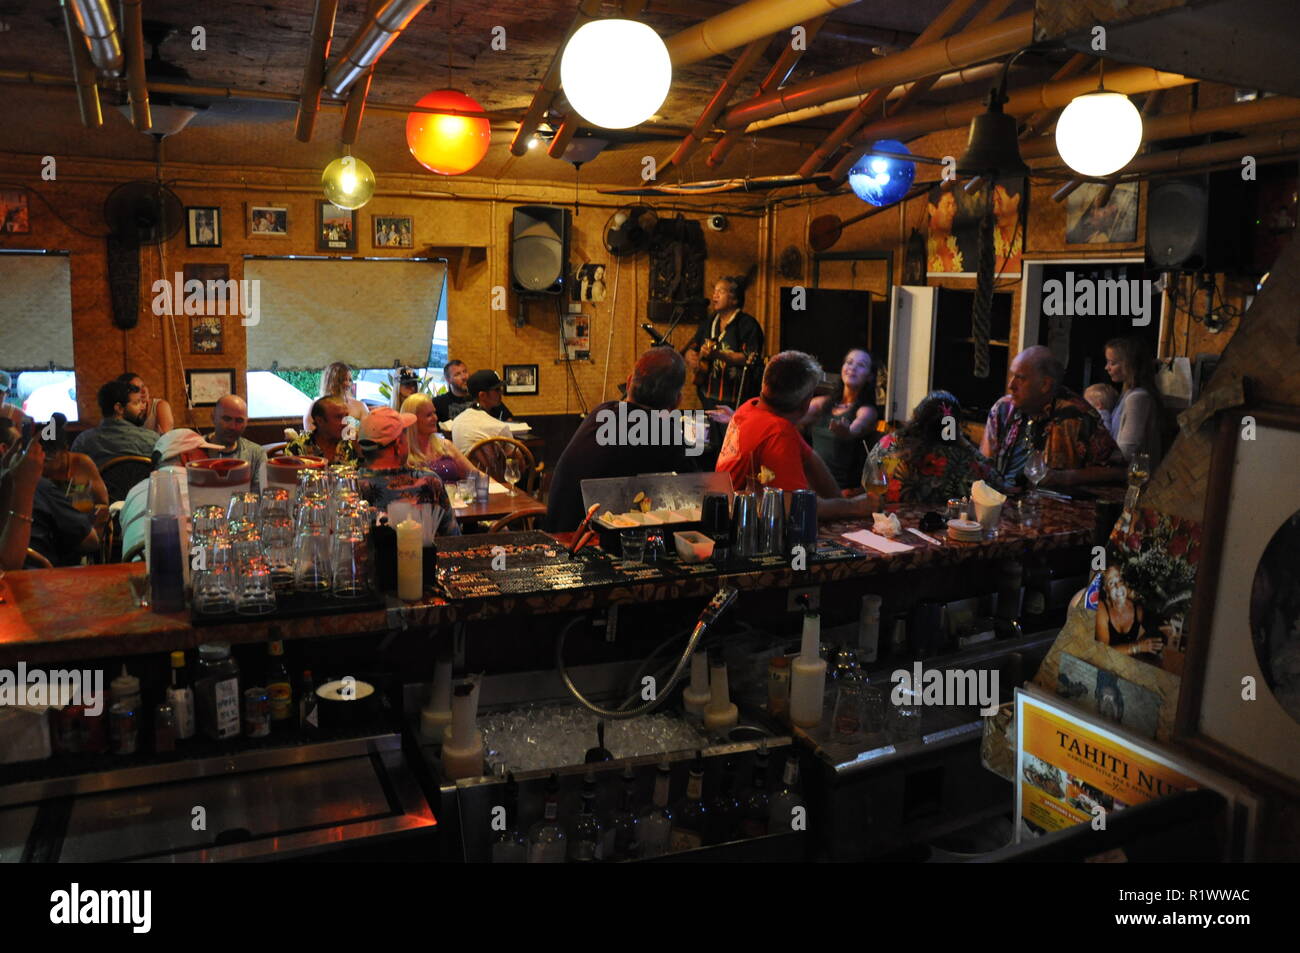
[640,323,667,345]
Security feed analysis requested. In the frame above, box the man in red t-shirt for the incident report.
[716,351,871,520]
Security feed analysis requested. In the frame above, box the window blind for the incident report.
[0,253,75,370]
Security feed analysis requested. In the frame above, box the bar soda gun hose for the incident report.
[557,586,740,720]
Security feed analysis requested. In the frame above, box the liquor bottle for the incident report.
[299,670,319,731]
[166,650,195,740]
[638,762,675,858]
[490,772,527,863]
[703,759,742,846]
[669,751,707,853]
[790,609,827,728]
[740,746,770,838]
[603,765,641,861]
[266,640,292,728]
[526,773,567,863]
[567,770,605,862]
[768,754,807,833]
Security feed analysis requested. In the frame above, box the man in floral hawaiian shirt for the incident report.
[980,346,1120,487]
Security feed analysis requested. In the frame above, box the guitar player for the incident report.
[683,275,765,414]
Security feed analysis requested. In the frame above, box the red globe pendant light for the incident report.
[406,89,491,176]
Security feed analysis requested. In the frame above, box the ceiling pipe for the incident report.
[1110,128,1300,177]
[744,62,1002,132]
[707,15,827,168]
[664,0,862,66]
[510,0,605,156]
[1020,94,1300,160]
[65,0,123,76]
[295,0,339,142]
[120,0,151,133]
[547,115,580,159]
[648,0,915,49]
[322,0,430,98]
[1020,52,1092,137]
[827,64,1193,181]
[721,10,1033,129]
[341,68,373,145]
[59,0,102,127]
[796,0,983,178]
[667,37,769,170]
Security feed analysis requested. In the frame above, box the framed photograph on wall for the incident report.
[1175,404,1300,797]
[317,200,356,252]
[190,316,223,354]
[503,364,538,396]
[372,215,413,248]
[248,204,289,238]
[1066,181,1139,244]
[185,368,236,407]
[1,189,30,233]
[186,207,222,247]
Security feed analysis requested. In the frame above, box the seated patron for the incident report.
[1103,336,1163,466]
[303,361,368,432]
[116,372,173,434]
[286,396,361,466]
[0,418,103,566]
[433,360,476,423]
[205,394,267,492]
[716,351,870,520]
[451,370,514,454]
[805,348,879,491]
[1084,382,1119,434]
[70,379,159,468]
[401,393,480,483]
[120,429,221,560]
[980,345,1119,487]
[355,408,460,538]
[866,391,1002,505]
[40,413,109,508]
[545,348,701,533]
[0,418,43,570]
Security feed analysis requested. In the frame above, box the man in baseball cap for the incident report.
[450,369,514,454]
[120,429,224,559]
[356,407,460,539]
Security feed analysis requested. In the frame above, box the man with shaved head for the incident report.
[205,393,268,491]
[543,348,700,533]
[981,345,1119,487]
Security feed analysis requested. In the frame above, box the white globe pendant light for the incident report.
[560,19,672,129]
[1056,90,1143,177]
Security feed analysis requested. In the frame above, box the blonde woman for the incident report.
[303,361,368,432]
[401,393,481,482]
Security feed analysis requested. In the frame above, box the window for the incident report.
[0,251,77,421]
[242,257,448,418]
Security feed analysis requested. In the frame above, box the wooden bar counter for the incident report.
[0,497,1113,667]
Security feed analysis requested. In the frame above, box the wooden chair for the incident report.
[466,436,543,498]
[262,441,288,457]
[99,455,153,504]
[487,504,548,533]
[24,548,53,570]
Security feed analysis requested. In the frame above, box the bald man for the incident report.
[205,393,268,491]
[980,345,1119,487]
[543,348,701,533]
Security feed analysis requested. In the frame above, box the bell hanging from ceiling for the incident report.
[956,87,1029,178]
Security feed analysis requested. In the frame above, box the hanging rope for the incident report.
[972,181,995,379]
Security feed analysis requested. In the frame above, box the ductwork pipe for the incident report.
[828,65,1193,180]
[1117,128,1300,176]
[121,0,151,132]
[323,0,430,98]
[744,63,1003,132]
[66,0,123,76]
[59,0,101,128]
[510,0,605,156]
[721,10,1032,129]
[665,0,862,66]
[341,68,373,145]
[707,15,827,168]
[668,37,768,169]
[295,0,340,142]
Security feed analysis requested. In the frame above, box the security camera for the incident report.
[707,214,728,232]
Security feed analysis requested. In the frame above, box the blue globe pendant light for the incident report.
[848,140,916,207]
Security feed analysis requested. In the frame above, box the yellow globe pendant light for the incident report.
[321,153,376,209]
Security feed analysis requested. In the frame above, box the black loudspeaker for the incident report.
[511,205,569,295]
[1146,174,1253,274]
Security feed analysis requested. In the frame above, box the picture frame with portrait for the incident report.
[247,204,289,238]
[190,315,223,354]
[186,206,222,247]
[372,215,414,248]
[1,189,30,234]
[317,200,356,252]
[503,364,538,395]
[1176,404,1300,797]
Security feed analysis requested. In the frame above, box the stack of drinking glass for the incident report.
[191,466,374,616]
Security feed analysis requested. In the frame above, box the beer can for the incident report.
[109,702,137,755]
[243,687,271,738]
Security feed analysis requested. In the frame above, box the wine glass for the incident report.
[1023,450,1048,502]
[1127,452,1150,488]
[862,459,888,508]
[503,457,521,490]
